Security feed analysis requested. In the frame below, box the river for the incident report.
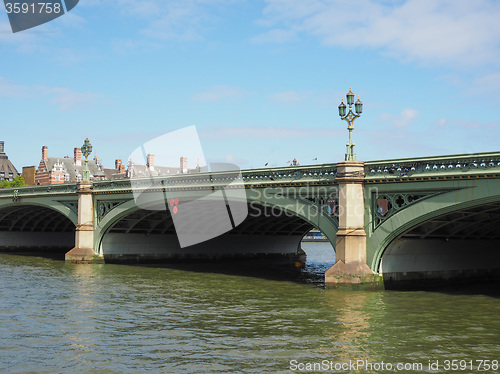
[0,243,499,373]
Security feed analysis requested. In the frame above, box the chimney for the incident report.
[147,154,154,171]
[74,147,82,166]
[115,159,125,174]
[180,157,188,174]
[42,146,48,160]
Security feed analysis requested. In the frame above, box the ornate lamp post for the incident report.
[66,136,103,264]
[338,88,363,161]
[81,137,93,181]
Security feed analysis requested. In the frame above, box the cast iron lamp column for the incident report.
[81,137,93,181]
[338,88,363,161]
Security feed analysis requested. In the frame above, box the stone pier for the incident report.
[325,161,382,287]
[65,181,103,263]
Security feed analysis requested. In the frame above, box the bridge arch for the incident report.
[0,198,78,225]
[95,192,337,262]
[0,200,76,252]
[368,181,500,284]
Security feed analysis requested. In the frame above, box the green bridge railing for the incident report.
[365,151,500,180]
[1,151,499,198]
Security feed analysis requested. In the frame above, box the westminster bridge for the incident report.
[1,151,500,287]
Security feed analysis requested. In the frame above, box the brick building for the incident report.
[34,143,199,185]
[35,145,106,185]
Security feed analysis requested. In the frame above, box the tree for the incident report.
[0,176,26,188]
[10,176,26,187]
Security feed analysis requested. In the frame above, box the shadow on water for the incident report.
[0,245,330,287]
[126,260,327,287]
[389,280,500,299]
[3,248,500,297]
[384,270,500,298]
[126,242,334,286]
[0,249,66,261]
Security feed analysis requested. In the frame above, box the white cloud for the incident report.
[256,0,500,68]
[250,28,297,44]
[472,72,500,96]
[454,119,498,130]
[435,118,447,127]
[0,77,32,97]
[112,39,162,54]
[104,0,235,42]
[56,12,87,28]
[193,85,244,101]
[39,87,102,111]
[379,108,419,127]
[270,90,304,102]
[0,20,48,52]
[0,77,103,111]
[114,0,163,18]
[0,17,90,64]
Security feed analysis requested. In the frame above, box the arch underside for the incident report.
[0,205,74,251]
[101,204,314,263]
[380,202,500,287]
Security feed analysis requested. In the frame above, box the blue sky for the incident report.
[1,0,499,171]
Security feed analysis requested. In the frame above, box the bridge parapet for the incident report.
[241,164,337,185]
[93,179,132,193]
[365,151,500,181]
[0,183,78,199]
[92,164,339,193]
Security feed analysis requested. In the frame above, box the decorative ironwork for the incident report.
[96,201,125,222]
[303,193,339,226]
[372,192,438,229]
[59,201,78,215]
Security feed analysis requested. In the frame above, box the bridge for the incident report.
[1,151,500,288]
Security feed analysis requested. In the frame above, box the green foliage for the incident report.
[10,176,26,187]
[0,176,26,188]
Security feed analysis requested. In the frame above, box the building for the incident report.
[33,143,201,185]
[0,141,19,182]
[22,166,36,185]
[127,155,198,178]
[35,145,106,185]
[102,159,127,180]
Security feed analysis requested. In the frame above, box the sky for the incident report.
[0,0,499,171]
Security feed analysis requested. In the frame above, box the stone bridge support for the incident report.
[325,161,382,286]
[65,181,103,263]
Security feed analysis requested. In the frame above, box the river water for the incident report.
[0,243,499,374]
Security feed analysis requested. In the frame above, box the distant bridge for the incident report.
[1,151,500,287]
